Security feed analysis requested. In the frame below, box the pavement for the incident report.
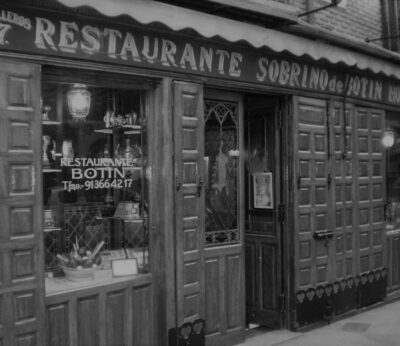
[237,298,400,346]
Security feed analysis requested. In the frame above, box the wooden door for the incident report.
[172,82,206,338]
[0,59,45,345]
[203,91,245,346]
[292,97,387,327]
[354,107,385,274]
[245,98,282,328]
[292,96,334,290]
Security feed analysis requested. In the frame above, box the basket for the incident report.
[61,265,97,282]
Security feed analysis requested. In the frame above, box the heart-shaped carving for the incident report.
[306,289,315,301]
[296,291,305,303]
[193,321,203,334]
[333,282,339,293]
[316,286,324,298]
[361,275,368,284]
[325,285,333,296]
[347,278,354,288]
[180,326,192,340]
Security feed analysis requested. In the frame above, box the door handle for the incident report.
[197,177,204,197]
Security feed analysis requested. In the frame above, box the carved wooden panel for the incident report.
[46,304,68,346]
[293,97,331,289]
[173,82,205,326]
[332,102,356,279]
[132,285,153,346]
[106,291,125,346]
[78,296,99,346]
[45,277,153,346]
[387,234,400,291]
[354,107,385,274]
[0,59,43,346]
[204,245,244,345]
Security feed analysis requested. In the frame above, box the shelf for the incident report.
[44,227,62,232]
[95,125,142,135]
[43,168,62,173]
[42,120,62,125]
[95,216,146,223]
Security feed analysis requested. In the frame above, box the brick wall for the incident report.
[266,0,384,46]
[302,0,384,46]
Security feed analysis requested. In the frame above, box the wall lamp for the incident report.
[382,128,395,148]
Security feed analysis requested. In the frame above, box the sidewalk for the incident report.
[238,299,400,346]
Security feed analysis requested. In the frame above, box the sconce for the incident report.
[382,128,395,148]
[67,84,91,121]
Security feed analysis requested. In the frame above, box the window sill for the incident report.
[45,269,152,297]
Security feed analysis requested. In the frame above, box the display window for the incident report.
[42,68,150,292]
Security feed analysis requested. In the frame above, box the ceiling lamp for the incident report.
[67,84,91,121]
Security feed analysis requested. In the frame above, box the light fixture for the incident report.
[382,129,395,148]
[67,84,91,121]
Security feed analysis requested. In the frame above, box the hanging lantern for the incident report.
[382,128,395,148]
[67,84,91,121]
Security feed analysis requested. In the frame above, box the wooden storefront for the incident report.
[1,2,400,346]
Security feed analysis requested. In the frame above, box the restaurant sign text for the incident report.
[1,6,400,105]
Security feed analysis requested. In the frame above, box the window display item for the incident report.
[112,258,138,277]
[62,139,74,159]
[42,105,51,121]
[67,84,91,121]
[57,239,104,281]
[113,201,140,220]
[42,135,54,167]
[44,209,56,228]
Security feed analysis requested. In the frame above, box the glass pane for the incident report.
[42,74,149,285]
[204,100,239,247]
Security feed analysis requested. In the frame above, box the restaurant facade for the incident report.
[1,1,400,345]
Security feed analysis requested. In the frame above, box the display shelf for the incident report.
[43,168,62,173]
[95,124,142,135]
[44,227,62,232]
[42,120,62,125]
[95,216,147,223]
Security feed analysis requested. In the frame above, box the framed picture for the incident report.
[111,258,138,277]
[253,172,273,209]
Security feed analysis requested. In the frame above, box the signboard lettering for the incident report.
[1,5,400,106]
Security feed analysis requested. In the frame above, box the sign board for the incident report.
[1,5,400,106]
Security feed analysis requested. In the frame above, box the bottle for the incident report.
[124,138,134,160]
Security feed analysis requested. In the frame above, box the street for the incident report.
[240,299,400,346]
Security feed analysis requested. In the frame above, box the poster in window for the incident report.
[253,172,273,209]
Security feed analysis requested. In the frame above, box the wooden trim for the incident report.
[149,77,176,345]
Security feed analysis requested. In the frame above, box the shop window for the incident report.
[42,70,149,287]
[204,100,239,247]
[385,113,400,229]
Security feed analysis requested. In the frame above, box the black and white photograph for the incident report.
[1,1,400,346]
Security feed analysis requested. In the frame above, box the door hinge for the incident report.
[278,204,285,223]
